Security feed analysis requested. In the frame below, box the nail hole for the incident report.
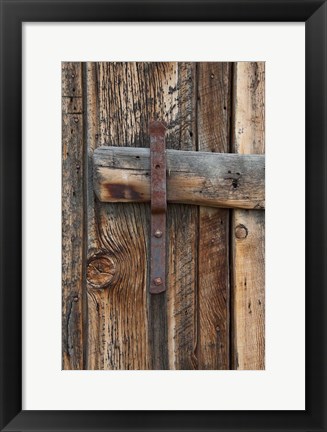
[155,164,160,169]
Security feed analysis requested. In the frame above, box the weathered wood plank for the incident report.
[197,62,231,369]
[84,62,101,369]
[166,62,198,370]
[85,62,151,369]
[93,147,265,209]
[62,62,84,370]
[231,62,265,370]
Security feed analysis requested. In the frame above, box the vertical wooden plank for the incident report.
[62,62,84,370]
[85,62,151,369]
[167,63,198,370]
[231,62,265,370]
[84,62,101,369]
[197,62,231,369]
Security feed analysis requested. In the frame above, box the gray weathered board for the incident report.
[93,147,265,209]
[62,62,265,370]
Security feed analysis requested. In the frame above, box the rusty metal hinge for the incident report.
[149,121,167,294]
[92,121,265,295]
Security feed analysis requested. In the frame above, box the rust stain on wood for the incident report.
[105,183,143,201]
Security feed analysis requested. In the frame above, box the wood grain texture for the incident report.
[231,62,265,370]
[165,63,198,370]
[84,62,101,369]
[197,62,232,369]
[83,62,198,369]
[62,61,265,370]
[62,62,84,370]
[85,62,151,369]
[93,147,265,209]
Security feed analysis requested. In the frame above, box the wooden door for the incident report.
[62,62,265,370]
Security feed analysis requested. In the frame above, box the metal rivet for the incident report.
[153,277,163,286]
[235,224,248,239]
[154,230,162,238]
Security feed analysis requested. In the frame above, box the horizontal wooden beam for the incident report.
[93,146,265,210]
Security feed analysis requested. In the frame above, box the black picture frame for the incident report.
[0,0,326,431]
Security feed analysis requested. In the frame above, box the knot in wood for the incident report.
[235,224,248,240]
[87,254,116,290]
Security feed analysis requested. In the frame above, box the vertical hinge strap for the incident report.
[149,121,167,294]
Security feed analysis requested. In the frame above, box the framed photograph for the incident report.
[1,0,326,431]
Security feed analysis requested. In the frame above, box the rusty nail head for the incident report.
[154,277,163,286]
[235,224,248,239]
[154,229,162,238]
